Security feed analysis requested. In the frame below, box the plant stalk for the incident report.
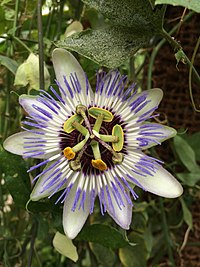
[147,11,194,90]
[159,198,175,267]
[37,0,45,90]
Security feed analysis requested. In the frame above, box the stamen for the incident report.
[94,135,124,165]
[76,104,93,134]
[93,113,104,132]
[91,141,101,160]
[63,114,84,133]
[72,134,89,152]
[73,121,88,137]
[63,147,76,160]
[99,134,118,142]
[69,140,90,171]
[112,124,124,152]
[91,159,107,171]
[69,160,81,171]
[88,107,113,122]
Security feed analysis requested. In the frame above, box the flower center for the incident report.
[62,105,124,172]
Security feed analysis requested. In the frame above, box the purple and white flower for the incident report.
[3,48,183,239]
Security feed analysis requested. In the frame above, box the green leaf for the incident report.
[186,132,200,161]
[57,26,150,68]
[180,198,193,229]
[78,224,129,248]
[89,243,116,267]
[82,0,165,34]
[155,0,200,13]
[37,215,49,240]
[0,150,30,208]
[53,232,78,262]
[0,0,12,5]
[173,135,200,172]
[175,49,187,68]
[0,6,6,35]
[0,55,18,74]
[119,232,148,267]
[176,172,200,187]
[130,213,147,233]
[14,53,50,90]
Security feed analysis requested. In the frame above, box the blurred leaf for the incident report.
[27,201,54,213]
[51,208,63,233]
[78,224,129,248]
[155,0,200,13]
[133,201,151,212]
[89,243,116,267]
[119,232,148,267]
[82,0,165,34]
[37,215,49,240]
[144,227,154,257]
[173,135,200,172]
[1,150,30,208]
[176,172,200,187]
[64,21,83,38]
[53,232,78,262]
[0,6,6,35]
[14,53,50,90]
[180,198,193,229]
[0,55,18,74]
[1,0,12,5]
[58,26,150,68]
[185,132,200,161]
[131,213,147,233]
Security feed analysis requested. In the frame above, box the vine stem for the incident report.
[12,36,32,53]
[37,0,45,90]
[189,36,200,112]
[159,198,175,267]
[27,219,38,267]
[147,11,194,90]
[161,29,200,86]
[13,0,20,37]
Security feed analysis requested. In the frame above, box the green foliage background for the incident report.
[0,0,200,266]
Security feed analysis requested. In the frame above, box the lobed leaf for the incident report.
[0,55,18,74]
[0,150,30,208]
[180,198,193,229]
[173,135,200,173]
[119,232,148,267]
[155,0,200,13]
[89,243,116,267]
[77,224,130,248]
[82,0,165,34]
[58,26,150,68]
[53,232,78,262]
[176,172,200,187]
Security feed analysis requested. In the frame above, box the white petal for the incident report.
[145,125,176,149]
[30,160,70,200]
[94,70,123,107]
[19,94,54,121]
[107,189,132,230]
[130,88,163,118]
[3,131,46,159]
[136,123,176,150]
[63,184,90,239]
[129,164,183,198]
[52,48,93,99]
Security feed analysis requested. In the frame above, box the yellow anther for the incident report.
[91,159,107,171]
[63,147,76,160]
